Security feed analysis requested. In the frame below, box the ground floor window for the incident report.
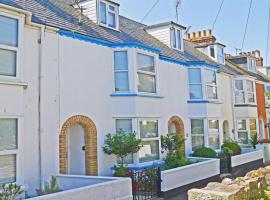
[237,118,257,144]
[0,118,18,183]
[191,118,220,150]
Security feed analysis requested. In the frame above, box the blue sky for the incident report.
[119,0,270,65]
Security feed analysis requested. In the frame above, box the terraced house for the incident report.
[0,0,269,199]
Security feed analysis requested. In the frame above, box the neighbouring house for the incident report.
[0,0,268,198]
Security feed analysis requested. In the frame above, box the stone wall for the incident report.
[188,166,270,200]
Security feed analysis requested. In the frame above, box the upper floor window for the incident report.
[235,79,255,105]
[188,68,218,100]
[217,46,225,64]
[137,53,156,94]
[114,51,129,92]
[0,118,18,183]
[210,46,215,58]
[247,57,256,73]
[0,15,18,77]
[99,0,118,29]
[170,27,182,50]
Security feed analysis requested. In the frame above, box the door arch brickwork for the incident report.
[168,116,185,153]
[59,115,98,175]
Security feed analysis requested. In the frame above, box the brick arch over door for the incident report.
[168,116,185,153]
[59,115,98,175]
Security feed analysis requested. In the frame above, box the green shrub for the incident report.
[114,165,129,177]
[221,140,241,156]
[36,176,61,196]
[193,147,217,158]
[162,153,194,170]
[0,183,24,200]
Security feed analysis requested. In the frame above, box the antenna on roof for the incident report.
[234,47,241,55]
[175,0,182,22]
[184,25,191,35]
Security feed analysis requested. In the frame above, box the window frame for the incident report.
[205,69,218,100]
[236,118,258,144]
[190,118,205,151]
[207,119,220,149]
[98,0,119,30]
[113,50,130,93]
[234,78,256,105]
[170,27,183,51]
[0,12,22,80]
[0,117,21,184]
[136,51,158,94]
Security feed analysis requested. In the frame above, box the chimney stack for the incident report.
[239,50,264,67]
[187,29,216,45]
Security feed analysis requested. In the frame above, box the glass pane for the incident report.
[0,15,18,47]
[0,155,16,183]
[209,120,219,130]
[237,120,247,131]
[210,46,215,58]
[116,119,132,133]
[235,80,244,90]
[0,119,17,151]
[205,70,216,84]
[139,140,159,163]
[217,47,224,64]
[192,136,204,151]
[208,134,220,149]
[191,119,204,135]
[115,72,129,92]
[137,53,155,73]
[235,91,245,104]
[247,93,255,103]
[177,30,182,50]
[109,5,115,11]
[140,120,158,138]
[138,73,156,93]
[99,2,107,24]
[108,12,116,28]
[249,119,257,131]
[114,51,128,70]
[188,68,201,84]
[238,132,248,144]
[0,49,16,76]
[189,85,203,99]
[170,28,176,48]
[206,85,217,99]
[246,80,254,92]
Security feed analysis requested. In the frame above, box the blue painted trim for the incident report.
[110,93,164,99]
[159,56,188,66]
[187,100,222,104]
[128,161,165,170]
[58,29,160,54]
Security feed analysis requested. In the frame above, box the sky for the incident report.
[119,0,270,65]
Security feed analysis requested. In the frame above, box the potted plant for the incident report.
[250,133,259,149]
[103,129,142,177]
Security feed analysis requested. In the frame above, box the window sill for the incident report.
[110,93,164,99]
[234,104,257,107]
[187,99,222,104]
[0,80,28,88]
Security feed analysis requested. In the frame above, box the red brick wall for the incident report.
[256,83,268,139]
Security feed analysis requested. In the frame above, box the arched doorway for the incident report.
[223,120,229,142]
[168,116,185,153]
[59,115,98,176]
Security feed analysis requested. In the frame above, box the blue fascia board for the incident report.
[110,93,164,99]
[58,29,160,54]
[187,100,222,104]
[187,61,220,70]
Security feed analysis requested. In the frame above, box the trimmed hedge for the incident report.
[221,140,241,156]
[193,147,217,158]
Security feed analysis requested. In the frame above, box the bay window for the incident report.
[0,118,18,183]
[188,68,218,100]
[208,120,220,149]
[137,53,156,93]
[170,27,183,50]
[99,0,118,29]
[191,119,204,150]
[138,120,159,162]
[116,119,133,164]
[0,15,18,77]
[237,119,257,144]
[234,79,255,105]
[114,51,129,92]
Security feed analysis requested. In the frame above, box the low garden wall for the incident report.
[188,166,270,200]
[29,175,132,200]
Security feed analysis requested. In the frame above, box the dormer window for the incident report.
[170,27,182,50]
[247,57,256,73]
[98,0,119,30]
[210,45,215,58]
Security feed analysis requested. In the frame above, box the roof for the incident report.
[145,21,186,30]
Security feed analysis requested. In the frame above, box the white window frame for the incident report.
[247,57,256,73]
[113,50,129,93]
[234,78,256,105]
[135,50,158,95]
[98,0,119,30]
[190,118,205,151]
[137,118,160,164]
[208,119,220,149]
[0,117,21,184]
[236,118,258,144]
[188,67,219,101]
[0,12,22,81]
[170,27,183,51]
